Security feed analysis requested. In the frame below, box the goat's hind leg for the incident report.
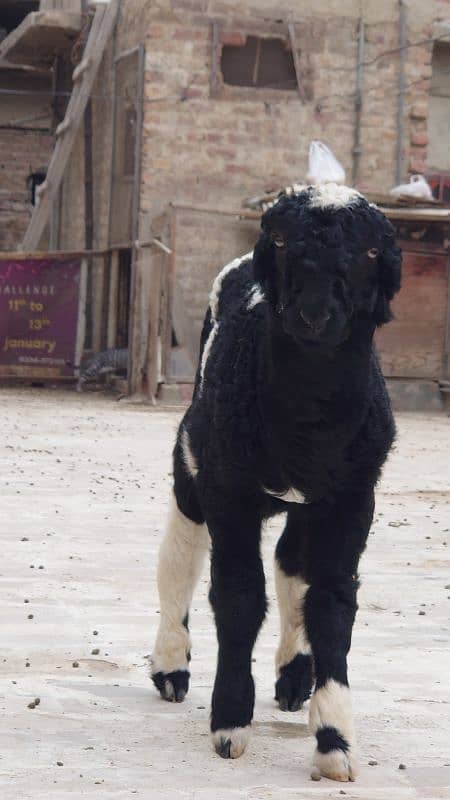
[274,512,314,712]
[151,449,209,702]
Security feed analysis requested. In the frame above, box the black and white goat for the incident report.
[151,184,401,782]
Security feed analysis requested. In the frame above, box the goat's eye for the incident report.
[367,248,379,259]
[273,235,284,248]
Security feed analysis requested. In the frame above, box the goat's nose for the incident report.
[300,309,331,332]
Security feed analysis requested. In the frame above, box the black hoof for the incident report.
[152,669,190,702]
[275,653,313,712]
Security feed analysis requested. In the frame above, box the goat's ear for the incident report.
[373,239,402,325]
[253,230,275,285]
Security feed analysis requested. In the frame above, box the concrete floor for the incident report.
[0,388,449,800]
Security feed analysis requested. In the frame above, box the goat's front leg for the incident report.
[305,573,358,781]
[206,495,266,759]
[303,492,373,782]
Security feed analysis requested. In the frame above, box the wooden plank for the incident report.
[131,43,145,243]
[75,256,88,368]
[22,0,120,250]
[163,207,177,381]
[0,249,110,259]
[0,365,61,379]
[147,259,164,402]
[381,207,450,221]
[127,246,140,395]
[0,11,82,67]
[172,273,200,368]
[107,249,120,348]
[445,262,450,380]
[287,22,307,103]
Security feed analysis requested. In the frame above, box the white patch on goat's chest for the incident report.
[308,183,362,210]
[199,251,253,394]
[264,486,307,503]
[246,283,265,310]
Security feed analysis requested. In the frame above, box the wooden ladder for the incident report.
[22,0,120,251]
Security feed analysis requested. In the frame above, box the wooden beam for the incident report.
[288,22,307,103]
[75,256,88,368]
[147,259,164,402]
[0,11,82,67]
[172,273,200,368]
[22,0,120,251]
[107,249,120,348]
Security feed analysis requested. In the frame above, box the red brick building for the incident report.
[1,0,450,403]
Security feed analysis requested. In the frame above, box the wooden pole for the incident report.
[22,0,120,250]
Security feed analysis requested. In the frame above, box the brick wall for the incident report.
[0,68,52,251]
[55,0,450,378]
[122,0,446,347]
[173,207,258,346]
[0,128,52,251]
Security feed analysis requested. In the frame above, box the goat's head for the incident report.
[253,184,402,347]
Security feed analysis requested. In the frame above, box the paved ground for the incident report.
[1,388,449,800]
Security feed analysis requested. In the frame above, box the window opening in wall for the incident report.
[221,35,297,91]
[27,171,47,206]
[117,249,132,348]
[0,2,38,34]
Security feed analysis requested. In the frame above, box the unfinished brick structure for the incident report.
[2,0,450,398]
[0,67,53,251]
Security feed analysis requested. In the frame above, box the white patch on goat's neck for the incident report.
[247,284,265,310]
[209,251,253,321]
[264,486,307,503]
[308,183,362,210]
[180,427,198,478]
[199,251,253,395]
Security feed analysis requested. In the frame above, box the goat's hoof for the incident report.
[212,726,251,759]
[312,745,358,782]
[275,653,313,712]
[152,669,189,702]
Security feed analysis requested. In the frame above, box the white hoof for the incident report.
[212,726,251,759]
[312,747,358,782]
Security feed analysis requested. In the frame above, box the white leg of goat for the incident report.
[275,562,311,673]
[274,561,313,712]
[151,493,209,701]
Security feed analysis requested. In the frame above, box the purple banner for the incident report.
[0,257,81,379]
